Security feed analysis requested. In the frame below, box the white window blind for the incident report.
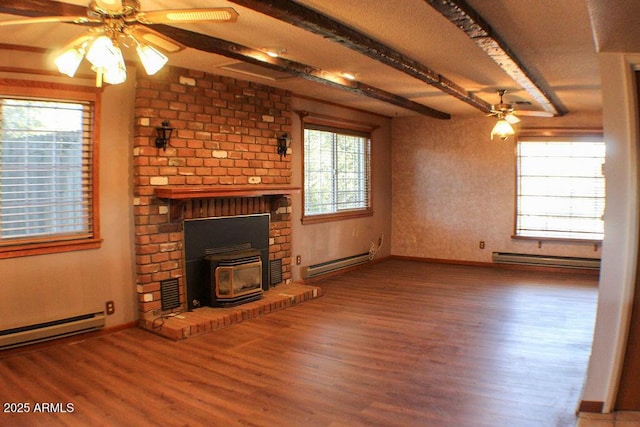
[0,97,94,243]
[516,137,605,241]
[304,126,371,217]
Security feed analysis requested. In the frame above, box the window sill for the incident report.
[302,209,373,225]
[0,238,102,259]
[512,235,602,245]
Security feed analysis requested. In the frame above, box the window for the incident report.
[515,134,605,241]
[303,122,372,223]
[0,82,100,258]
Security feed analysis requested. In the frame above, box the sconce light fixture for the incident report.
[155,120,174,151]
[277,132,291,158]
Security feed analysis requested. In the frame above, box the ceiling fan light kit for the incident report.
[488,89,553,140]
[0,0,238,87]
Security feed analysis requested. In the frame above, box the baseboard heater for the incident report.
[492,252,600,270]
[302,252,370,279]
[0,312,105,350]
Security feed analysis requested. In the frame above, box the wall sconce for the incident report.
[277,132,291,158]
[155,121,174,151]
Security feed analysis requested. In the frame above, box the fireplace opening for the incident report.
[184,214,270,311]
[207,248,263,306]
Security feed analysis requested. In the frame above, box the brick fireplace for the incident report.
[132,65,295,329]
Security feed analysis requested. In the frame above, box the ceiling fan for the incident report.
[0,0,239,86]
[489,89,553,140]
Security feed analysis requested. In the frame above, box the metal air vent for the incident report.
[219,62,294,81]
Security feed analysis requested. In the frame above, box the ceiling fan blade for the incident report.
[135,8,239,24]
[127,25,185,53]
[0,16,97,27]
[515,110,555,118]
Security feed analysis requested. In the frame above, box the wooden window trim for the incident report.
[299,111,375,225]
[513,128,604,243]
[0,79,101,258]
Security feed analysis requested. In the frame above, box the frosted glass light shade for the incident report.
[55,48,84,77]
[86,35,127,86]
[102,46,127,85]
[505,113,521,124]
[491,119,515,140]
[86,35,120,68]
[136,44,168,75]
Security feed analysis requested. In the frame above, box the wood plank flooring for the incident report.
[0,260,598,426]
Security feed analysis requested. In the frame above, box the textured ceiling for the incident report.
[0,0,631,119]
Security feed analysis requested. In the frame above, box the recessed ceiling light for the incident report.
[341,72,357,80]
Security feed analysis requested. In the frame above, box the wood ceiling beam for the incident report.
[228,0,493,113]
[0,1,449,118]
[153,24,450,119]
[423,0,567,116]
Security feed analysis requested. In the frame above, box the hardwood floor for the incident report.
[0,260,598,426]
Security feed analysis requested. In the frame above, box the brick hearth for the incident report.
[143,283,322,340]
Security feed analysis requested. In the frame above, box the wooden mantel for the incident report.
[154,185,301,221]
[155,185,300,200]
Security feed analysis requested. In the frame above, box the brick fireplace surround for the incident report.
[133,66,317,336]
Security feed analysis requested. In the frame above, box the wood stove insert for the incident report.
[207,248,263,306]
[184,214,270,311]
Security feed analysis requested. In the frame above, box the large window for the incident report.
[303,122,372,223]
[0,82,100,258]
[515,134,605,241]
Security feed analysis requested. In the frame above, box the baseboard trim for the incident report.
[390,255,600,275]
[578,400,605,413]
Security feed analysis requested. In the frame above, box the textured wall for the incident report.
[391,112,604,263]
[289,97,392,279]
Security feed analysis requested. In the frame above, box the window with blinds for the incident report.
[516,136,605,241]
[0,93,97,254]
[303,125,371,221]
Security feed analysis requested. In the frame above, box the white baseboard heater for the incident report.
[302,252,370,279]
[0,312,105,350]
[492,252,600,270]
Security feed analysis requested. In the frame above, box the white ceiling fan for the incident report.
[0,0,239,86]
[489,89,554,140]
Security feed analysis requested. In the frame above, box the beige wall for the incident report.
[582,53,640,411]
[0,60,137,330]
[290,97,393,280]
[391,112,604,263]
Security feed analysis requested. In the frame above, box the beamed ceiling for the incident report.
[0,0,638,119]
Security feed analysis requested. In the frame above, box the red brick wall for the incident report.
[133,66,292,321]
